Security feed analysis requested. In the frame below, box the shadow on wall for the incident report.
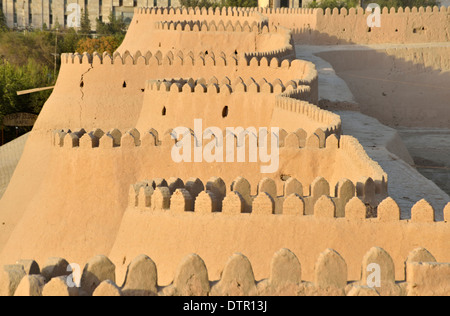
[291,29,450,196]
[289,28,450,126]
[270,7,449,45]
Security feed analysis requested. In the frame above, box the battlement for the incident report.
[314,5,448,16]
[5,247,450,296]
[154,18,267,32]
[132,6,449,17]
[142,80,333,134]
[52,126,327,149]
[4,4,449,297]
[256,6,448,15]
[60,49,298,68]
[127,174,450,222]
[276,90,339,134]
[150,20,294,61]
[146,77,302,94]
[52,125,351,151]
[132,6,318,16]
[257,6,449,45]
[133,6,262,18]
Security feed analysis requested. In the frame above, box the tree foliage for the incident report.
[0,60,53,121]
[0,31,55,67]
[76,35,124,55]
[223,0,258,7]
[96,11,127,36]
[0,9,123,142]
[0,9,7,32]
[80,8,91,36]
[58,28,81,53]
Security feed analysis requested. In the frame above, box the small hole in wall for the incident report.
[80,81,84,88]
[159,42,161,47]
[162,106,166,116]
[123,81,127,88]
[367,27,372,33]
[342,28,346,32]
[222,106,228,118]
[413,28,417,34]
[395,29,398,32]
[205,50,208,55]
[234,50,238,55]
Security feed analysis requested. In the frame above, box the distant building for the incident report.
[1,0,180,31]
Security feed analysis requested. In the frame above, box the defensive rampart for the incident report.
[3,247,450,296]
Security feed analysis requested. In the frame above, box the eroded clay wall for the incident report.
[315,47,450,128]
[236,7,450,45]
[108,177,449,285]
[3,248,450,296]
[137,80,328,136]
[34,52,319,132]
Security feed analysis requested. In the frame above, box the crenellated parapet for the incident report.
[151,20,294,61]
[52,128,387,194]
[60,49,299,69]
[146,75,304,91]
[153,19,267,32]
[133,6,265,18]
[62,47,296,71]
[52,126,351,153]
[2,5,448,297]
[125,173,411,219]
[5,246,449,296]
[314,5,448,16]
[259,6,449,45]
[276,90,339,134]
[52,126,329,150]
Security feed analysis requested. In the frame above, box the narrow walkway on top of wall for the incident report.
[295,44,450,219]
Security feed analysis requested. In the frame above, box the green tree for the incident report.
[308,0,359,9]
[224,0,258,7]
[0,9,8,32]
[180,0,258,7]
[76,35,124,55]
[179,0,218,8]
[80,8,91,36]
[0,59,53,121]
[96,11,127,35]
[0,59,54,143]
[58,28,81,53]
[0,31,55,67]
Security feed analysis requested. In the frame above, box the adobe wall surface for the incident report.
[316,45,450,128]
[0,6,449,296]
[256,7,450,45]
[35,52,318,131]
[0,134,29,199]
[293,44,450,213]
[110,199,449,285]
[3,248,449,296]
